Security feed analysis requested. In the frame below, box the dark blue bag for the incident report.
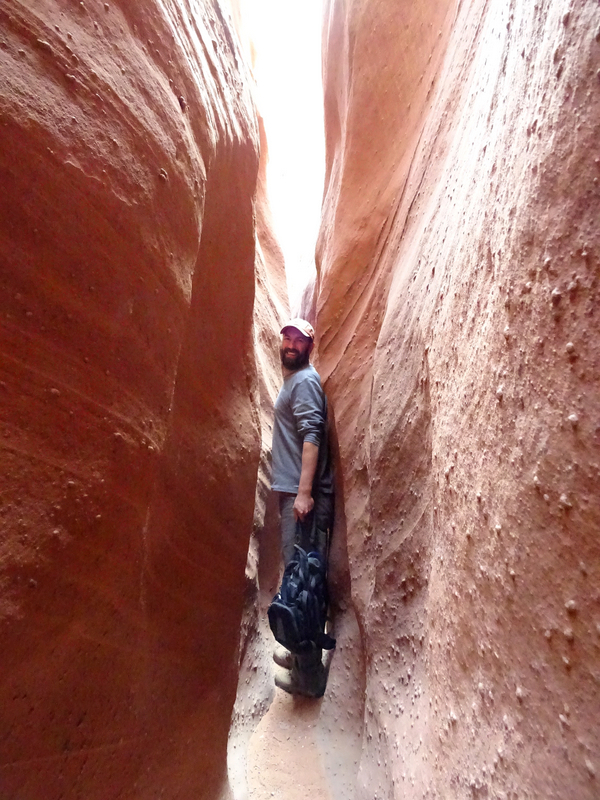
[268,544,336,654]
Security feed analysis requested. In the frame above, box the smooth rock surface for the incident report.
[0,2,260,798]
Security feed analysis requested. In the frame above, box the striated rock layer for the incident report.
[317,0,600,798]
[0,1,260,798]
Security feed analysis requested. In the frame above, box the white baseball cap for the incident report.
[280,318,315,341]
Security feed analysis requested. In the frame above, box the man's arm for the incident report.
[293,440,319,521]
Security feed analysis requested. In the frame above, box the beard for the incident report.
[280,346,310,371]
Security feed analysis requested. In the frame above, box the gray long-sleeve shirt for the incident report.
[271,364,333,494]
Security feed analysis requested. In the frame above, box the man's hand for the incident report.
[293,490,314,521]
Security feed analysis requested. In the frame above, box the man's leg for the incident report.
[274,491,333,696]
[311,490,334,558]
[272,493,298,671]
[291,491,333,559]
[278,492,297,565]
[279,490,334,561]
[290,492,334,695]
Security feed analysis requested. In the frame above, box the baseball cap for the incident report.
[280,318,315,341]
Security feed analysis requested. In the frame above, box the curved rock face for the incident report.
[317,0,600,797]
[227,112,290,796]
[0,2,260,798]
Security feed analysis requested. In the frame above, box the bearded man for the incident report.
[270,318,334,697]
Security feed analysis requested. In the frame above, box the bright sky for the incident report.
[238,0,325,313]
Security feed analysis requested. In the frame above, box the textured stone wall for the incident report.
[317,0,600,797]
[0,2,260,798]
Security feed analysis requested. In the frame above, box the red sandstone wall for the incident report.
[227,112,290,793]
[0,2,260,798]
[317,0,600,797]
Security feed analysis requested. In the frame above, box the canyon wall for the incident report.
[317,0,600,798]
[0,2,261,798]
[227,113,290,796]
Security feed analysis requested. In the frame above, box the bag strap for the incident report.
[294,514,315,543]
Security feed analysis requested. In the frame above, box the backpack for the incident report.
[268,545,336,654]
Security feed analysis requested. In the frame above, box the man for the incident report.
[270,318,334,697]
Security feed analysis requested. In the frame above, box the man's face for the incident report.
[280,329,313,371]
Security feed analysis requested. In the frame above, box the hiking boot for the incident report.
[274,657,327,699]
[273,644,294,670]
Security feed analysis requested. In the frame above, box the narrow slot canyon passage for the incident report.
[0,1,599,799]
[230,1,600,798]
[227,3,351,796]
